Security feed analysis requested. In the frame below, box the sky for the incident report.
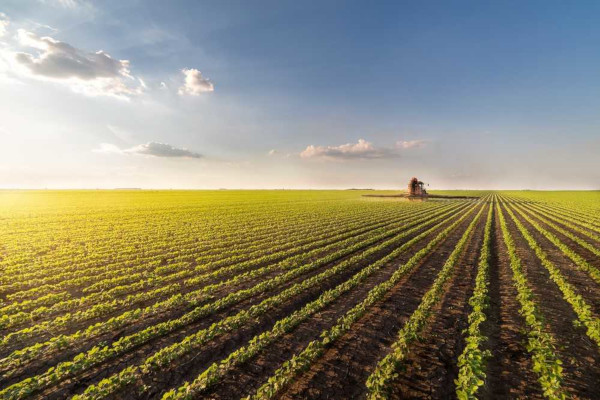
[0,0,599,190]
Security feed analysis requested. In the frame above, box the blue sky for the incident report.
[1,0,599,189]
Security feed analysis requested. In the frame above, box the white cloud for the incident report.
[0,13,9,37]
[396,139,428,149]
[15,29,127,79]
[93,143,122,154]
[300,139,398,160]
[24,20,58,34]
[95,142,202,159]
[268,149,277,156]
[38,0,92,10]
[127,142,202,158]
[7,29,143,98]
[178,68,214,95]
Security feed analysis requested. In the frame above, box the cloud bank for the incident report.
[10,29,143,98]
[396,139,428,149]
[300,138,429,160]
[300,139,397,160]
[0,13,9,37]
[1,13,215,100]
[178,68,214,95]
[95,142,202,158]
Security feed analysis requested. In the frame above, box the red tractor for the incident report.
[407,177,428,197]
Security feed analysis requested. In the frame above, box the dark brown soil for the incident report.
[507,203,600,317]
[502,202,600,399]
[1,209,412,335]
[31,205,472,399]
[387,203,488,399]
[189,206,473,400]
[480,206,544,399]
[516,202,600,270]
[5,197,600,400]
[273,205,483,400]
[1,204,466,386]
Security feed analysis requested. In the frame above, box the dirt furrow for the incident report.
[34,207,469,399]
[4,211,458,388]
[517,203,600,271]
[509,204,600,317]
[476,205,543,399]
[503,201,600,399]
[387,202,488,398]
[273,205,481,400]
[186,207,466,400]
[2,209,416,333]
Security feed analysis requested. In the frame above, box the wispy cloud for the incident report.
[267,149,293,158]
[95,142,202,159]
[38,0,94,11]
[300,139,399,160]
[396,139,428,149]
[127,142,202,158]
[299,138,430,161]
[178,68,214,95]
[24,19,59,34]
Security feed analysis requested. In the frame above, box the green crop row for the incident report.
[0,202,471,399]
[454,200,494,399]
[0,202,464,375]
[365,201,486,399]
[1,204,406,302]
[0,203,424,332]
[496,201,565,399]
[81,201,467,400]
[1,197,406,290]
[516,202,600,252]
[510,202,600,285]
[502,201,600,350]
[67,202,473,400]
[246,201,482,400]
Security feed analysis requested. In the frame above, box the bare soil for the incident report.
[4,198,600,400]
[503,203,600,399]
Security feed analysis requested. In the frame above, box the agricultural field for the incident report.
[0,189,599,399]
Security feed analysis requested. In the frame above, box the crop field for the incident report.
[1,189,600,400]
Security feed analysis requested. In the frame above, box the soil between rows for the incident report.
[0,206,427,355]
[182,205,478,400]
[32,206,472,399]
[272,204,484,400]
[479,204,543,399]
[1,207,412,327]
[387,202,489,399]
[515,202,600,274]
[510,203,600,315]
[0,206,405,303]
[1,205,462,381]
[521,203,600,247]
[502,201,600,399]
